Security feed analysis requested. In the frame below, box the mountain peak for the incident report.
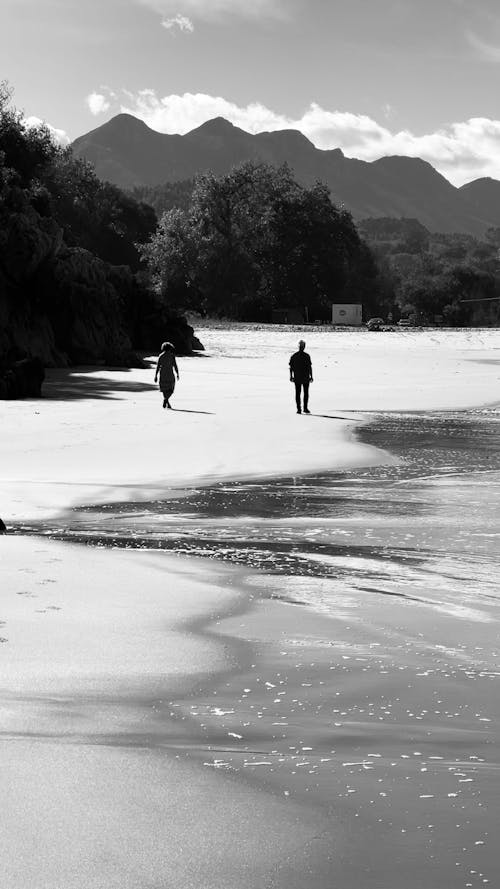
[460,176,500,191]
[71,115,500,235]
[72,113,153,149]
[374,154,437,172]
[103,113,151,132]
[188,117,237,135]
[258,128,315,150]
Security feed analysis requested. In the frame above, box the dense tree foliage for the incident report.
[359,217,500,325]
[45,153,157,269]
[132,179,194,217]
[140,162,384,320]
[0,83,57,185]
[0,84,199,383]
[0,83,157,270]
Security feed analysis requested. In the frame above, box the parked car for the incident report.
[397,318,413,327]
[367,317,385,331]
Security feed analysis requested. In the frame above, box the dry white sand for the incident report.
[2,327,499,521]
[1,327,499,887]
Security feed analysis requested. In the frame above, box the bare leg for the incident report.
[162,384,174,409]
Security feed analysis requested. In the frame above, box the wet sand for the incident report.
[196,589,499,888]
[4,412,500,887]
[0,538,337,889]
[2,328,500,887]
[43,407,497,889]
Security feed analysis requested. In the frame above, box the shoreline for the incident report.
[0,537,345,889]
[3,325,500,523]
[2,327,500,887]
[1,375,388,524]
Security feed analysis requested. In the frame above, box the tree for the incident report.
[140,161,377,319]
[140,208,200,310]
[43,149,157,269]
[131,179,194,216]
[0,81,58,185]
[0,84,172,370]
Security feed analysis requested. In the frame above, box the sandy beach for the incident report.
[1,326,500,888]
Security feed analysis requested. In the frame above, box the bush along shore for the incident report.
[0,83,203,399]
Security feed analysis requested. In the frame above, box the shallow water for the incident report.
[16,408,500,888]
[24,408,500,608]
[160,409,499,889]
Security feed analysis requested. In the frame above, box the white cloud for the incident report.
[161,13,194,31]
[139,0,287,23]
[24,116,69,146]
[86,92,111,116]
[90,88,500,186]
[119,89,289,135]
[466,29,500,62]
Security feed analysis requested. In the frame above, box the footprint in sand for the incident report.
[0,637,8,643]
[37,579,57,585]
[46,606,62,611]
[16,591,37,598]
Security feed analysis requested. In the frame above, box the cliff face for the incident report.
[0,185,139,377]
[0,98,206,398]
[0,194,203,397]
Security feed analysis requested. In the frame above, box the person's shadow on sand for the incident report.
[169,408,215,415]
[312,413,362,421]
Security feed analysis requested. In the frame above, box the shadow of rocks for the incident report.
[43,366,157,401]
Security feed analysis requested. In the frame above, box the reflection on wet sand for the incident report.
[15,408,500,888]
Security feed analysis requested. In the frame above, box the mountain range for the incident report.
[72,114,500,237]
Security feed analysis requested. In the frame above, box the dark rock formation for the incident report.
[0,356,44,399]
[191,334,204,352]
[0,518,6,533]
[0,190,151,373]
[139,309,204,356]
[0,100,203,398]
[42,247,138,365]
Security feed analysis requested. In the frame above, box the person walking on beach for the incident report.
[289,339,313,414]
[154,341,179,409]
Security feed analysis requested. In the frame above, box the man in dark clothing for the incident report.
[289,340,313,414]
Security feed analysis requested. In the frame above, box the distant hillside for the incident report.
[73,114,500,236]
[132,179,194,216]
[459,178,500,229]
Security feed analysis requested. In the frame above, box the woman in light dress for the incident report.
[154,341,179,409]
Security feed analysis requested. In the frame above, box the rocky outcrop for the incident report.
[0,194,146,377]
[138,307,204,355]
[1,210,63,284]
[191,334,204,351]
[42,247,139,366]
[0,175,202,397]
[0,357,44,399]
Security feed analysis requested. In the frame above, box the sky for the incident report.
[3,0,500,185]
